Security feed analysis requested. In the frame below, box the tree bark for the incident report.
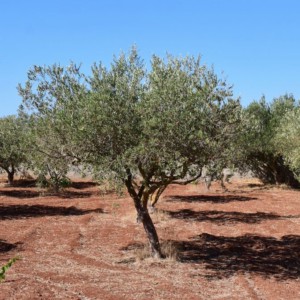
[125,170,163,258]
[137,207,162,258]
[7,171,14,186]
[4,165,15,186]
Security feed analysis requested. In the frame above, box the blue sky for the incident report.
[1,0,300,117]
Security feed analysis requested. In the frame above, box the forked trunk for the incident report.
[125,173,163,258]
[150,184,168,208]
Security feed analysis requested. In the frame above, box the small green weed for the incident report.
[112,202,120,210]
[0,256,20,283]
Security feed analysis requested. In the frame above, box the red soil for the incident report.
[0,177,299,299]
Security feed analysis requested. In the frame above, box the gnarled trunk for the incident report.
[137,206,162,258]
[125,171,163,258]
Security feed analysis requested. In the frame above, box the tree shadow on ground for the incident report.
[247,183,264,188]
[70,181,98,190]
[173,233,300,280]
[167,194,257,204]
[166,209,293,225]
[0,190,93,199]
[0,190,40,199]
[59,190,93,198]
[9,179,36,188]
[0,204,103,220]
[0,240,19,253]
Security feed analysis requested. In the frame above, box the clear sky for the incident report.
[1,0,300,117]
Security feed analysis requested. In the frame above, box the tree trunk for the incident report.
[124,172,163,258]
[7,171,14,186]
[6,166,15,186]
[137,206,163,258]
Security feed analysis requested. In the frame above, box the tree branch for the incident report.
[172,170,203,185]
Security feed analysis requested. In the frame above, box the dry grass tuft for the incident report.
[134,244,151,262]
[161,240,179,261]
[134,240,179,262]
[151,209,170,223]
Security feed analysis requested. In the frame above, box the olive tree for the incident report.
[275,108,300,180]
[19,64,86,191]
[0,115,28,185]
[19,49,241,258]
[238,95,300,188]
[24,115,73,191]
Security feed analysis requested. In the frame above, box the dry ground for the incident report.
[0,176,299,300]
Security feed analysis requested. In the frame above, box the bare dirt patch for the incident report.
[0,177,299,299]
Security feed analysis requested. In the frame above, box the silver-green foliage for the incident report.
[19,49,240,190]
[275,108,300,179]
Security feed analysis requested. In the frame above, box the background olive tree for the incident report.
[0,115,29,185]
[237,94,300,188]
[24,115,72,191]
[19,48,241,258]
[275,107,300,180]
[19,64,87,191]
